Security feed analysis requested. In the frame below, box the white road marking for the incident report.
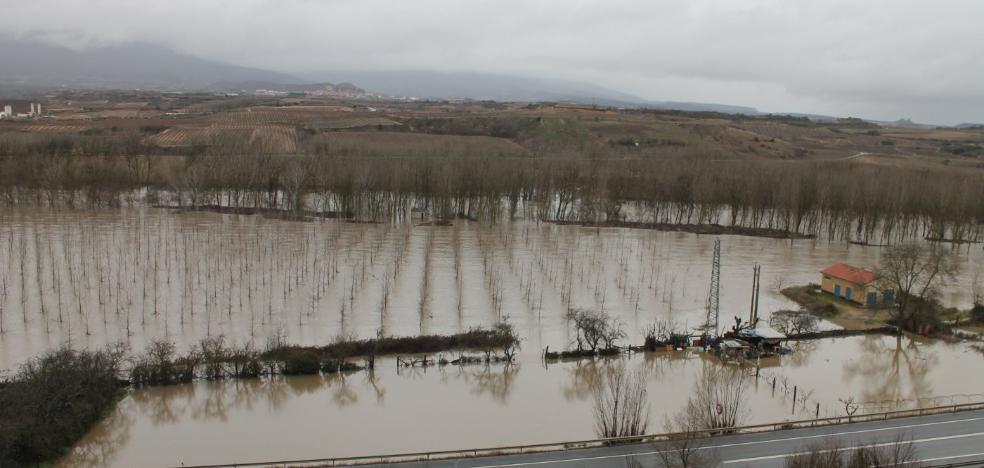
[914,451,984,463]
[466,416,984,468]
[723,431,984,464]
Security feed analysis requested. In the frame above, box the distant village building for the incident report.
[0,103,43,119]
[820,263,893,307]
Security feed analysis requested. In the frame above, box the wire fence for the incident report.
[750,362,984,420]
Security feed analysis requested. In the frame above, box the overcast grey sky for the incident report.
[2,0,983,124]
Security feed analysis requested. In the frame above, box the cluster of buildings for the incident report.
[718,262,893,361]
[0,103,44,120]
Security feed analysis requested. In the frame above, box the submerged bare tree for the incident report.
[877,243,959,334]
[685,365,750,432]
[567,308,626,352]
[591,364,650,439]
[769,310,819,336]
[654,365,747,467]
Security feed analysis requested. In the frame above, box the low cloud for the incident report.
[2,0,982,123]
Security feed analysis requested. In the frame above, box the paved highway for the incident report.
[359,409,984,467]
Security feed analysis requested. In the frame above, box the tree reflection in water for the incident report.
[456,364,519,403]
[560,353,690,402]
[327,374,359,407]
[783,340,817,368]
[364,369,386,403]
[131,381,194,426]
[561,358,615,401]
[57,402,135,468]
[842,335,937,407]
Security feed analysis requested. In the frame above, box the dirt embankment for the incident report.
[549,220,815,239]
[786,327,896,340]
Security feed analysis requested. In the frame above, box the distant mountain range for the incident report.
[0,39,760,114]
[0,39,301,90]
[302,70,760,114]
[954,122,984,129]
[0,39,973,128]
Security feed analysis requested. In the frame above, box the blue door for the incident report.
[834,284,841,297]
[846,287,853,301]
[866,292,878,307]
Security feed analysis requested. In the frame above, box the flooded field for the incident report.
[2,207,983,467]
[2,207,982,370]
[59,336,984,468]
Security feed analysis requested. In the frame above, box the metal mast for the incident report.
[704,239,721,337]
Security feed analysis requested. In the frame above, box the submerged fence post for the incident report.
[792,386,797,414]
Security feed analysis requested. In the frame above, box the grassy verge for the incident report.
[781,284,893,330]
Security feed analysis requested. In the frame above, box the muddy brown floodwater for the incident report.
[59,336,984,468]
[1,208,983,467]
[2,207,981,370]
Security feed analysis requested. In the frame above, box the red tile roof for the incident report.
[821,263,877,285]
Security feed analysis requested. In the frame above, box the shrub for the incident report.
[197,336,229,380]
[130,339,196,386]
[971,303,984,323]
[320,359,362,373]
[0,347,125,466]
[283,350,321,375]
[227,344,262,379]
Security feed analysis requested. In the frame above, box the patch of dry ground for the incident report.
[782,284,893,330]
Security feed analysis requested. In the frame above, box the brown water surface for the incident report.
[2,207,980,370]
[3,208,983,467]
[59,336,984,468]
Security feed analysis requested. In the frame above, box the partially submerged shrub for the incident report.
[320,359,362,373]
[198,336,230,380]
[283,350,321,375]
[227,343,262,379]
[131,339,195,386]
[643,320,687,351]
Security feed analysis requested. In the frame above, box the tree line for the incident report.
[0,134,981,242]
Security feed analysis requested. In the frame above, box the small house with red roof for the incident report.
[820,263,889,307]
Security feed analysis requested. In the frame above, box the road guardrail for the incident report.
[178,401,984,468]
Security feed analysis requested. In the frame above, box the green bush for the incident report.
[283,351,321,375]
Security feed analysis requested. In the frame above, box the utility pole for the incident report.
[749,264,761,326]
[705,239,721,337]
